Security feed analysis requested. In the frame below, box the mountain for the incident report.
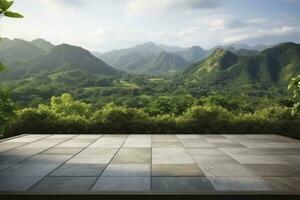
[1,44,119,80]
[0,38,44,62]
[182,42,300,90]
[159,44,185,52]
[98,42,191,74]
[176,46,209,63]
[143,51,189,75]
[31,39,54,53]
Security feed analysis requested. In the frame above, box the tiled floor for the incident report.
[0,134,299,193]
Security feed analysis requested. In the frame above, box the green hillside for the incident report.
[31,38,54,53]
[182,43,300,92]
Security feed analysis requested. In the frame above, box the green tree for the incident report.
[0,0,23,135]
[288,75,300,116]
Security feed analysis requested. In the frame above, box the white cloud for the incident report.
[126,0,220,15]
[37,0,85,10]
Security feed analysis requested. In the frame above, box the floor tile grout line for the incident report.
[177,135,221,191]
[88,134,130,192]
[0,134,53,154]
[26,134,105,191]
[0,134,28,143]
[0,134,65,173]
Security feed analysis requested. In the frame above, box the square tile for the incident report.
[229,155,287,164]
[30,177,97,192]
[245,164,300,177]
[50,164,106,177]
[192,155,239,165]
[0,176,44,192]
[102,164,150,177]
[40,148,83,155]
[199,163,255,177]
[152,164,203,177]
[187,148,226,155]
[152,177,215,192]
[264,177,300,191]
[91,177,150,192]
[0,164,60,176]
[111,148,151,164]
[152,148,195,164]
[208,177,274,191]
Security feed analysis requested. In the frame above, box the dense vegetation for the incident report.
[3,93,299,139]
[1,33,300,138]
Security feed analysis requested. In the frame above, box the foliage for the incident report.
[0,89,15,135]
[4,93,300,139]
[288,75,300,115]
[0,0,23,18]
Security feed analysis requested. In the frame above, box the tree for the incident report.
[288,75,300,116]
[0,0,23,135]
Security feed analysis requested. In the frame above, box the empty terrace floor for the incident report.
[0,134,299,193]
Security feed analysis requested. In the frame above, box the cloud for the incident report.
[37,0,85,10]
[126,0,220,15]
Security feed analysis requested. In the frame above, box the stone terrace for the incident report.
[0,134,299,193]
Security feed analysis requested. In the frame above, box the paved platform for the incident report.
[0,134,299,193]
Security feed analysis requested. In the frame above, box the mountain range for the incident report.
[1,38,298,94]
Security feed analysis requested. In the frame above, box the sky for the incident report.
[1,0,300,52]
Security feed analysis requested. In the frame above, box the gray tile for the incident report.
[264,177,300,191]
[199,163,255,177]
[180,139,215,148]
[50,164,106,177]
[112,148,151,164]
[0,142,27,153]
[30,177,97,192]
[152,138,179,143]
[41,148,83,155]
[152,142,182,148]
[152,148,195,164]
[220,148,264,155]
[187,148,226,155]
[192,154,239,165]
[21,155,72,164]
[208,177,274,191]
[0,176,44,192]
[0,164,60,176]
[229,155,287,164]
[91,177,150,192]
[245,164,300,177]
[152,164,203,177]
[213,143,246,148]
[102,164,150,177]
[152,177,215,192]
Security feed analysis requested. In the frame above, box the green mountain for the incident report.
[143,51,189,75]
[1,43,119,80]
[31,39,54,53]
[0,38,44,62]
[176,46,209,63]
[182,42,300,90]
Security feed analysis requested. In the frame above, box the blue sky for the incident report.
[1,0,300,52]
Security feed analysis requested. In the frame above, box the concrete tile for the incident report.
[192,155,239,165]
[208,177,274,191]
[91,177,150,192]
[176,135,202,139]
[272,155,300,165]
[30,177,97,192]
[68,155,115,164]
[245,164,300,177]
[0,154,30,165]
[123,138,151,148]
[0,164,60,176]
[264,177,300,191]
[89,137,126,148]
[41,148,83,155]
[220,148,264,155]
[213,143,246,148]
[180,139,215,148]
[152,142,182,148]
[152,138,178,143]
[153,135,177,139]
[80,148,118,155]
[187,148,226,156]
[152,164,203,177]
[199,163,255,177]
[112,148,151,164]
[56,141,92,148]
[0,142,27,153]
[152,148,195,164]
[21,155,72,164]
[152,177,215,192]
[50,164,106,177]
[47,135,76,139]
[4,135,50,143]
[204,138,234,143]
[74,134,103,139]
[229,155,287,164]
[102,164,150,177]
[0,176,44,192]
